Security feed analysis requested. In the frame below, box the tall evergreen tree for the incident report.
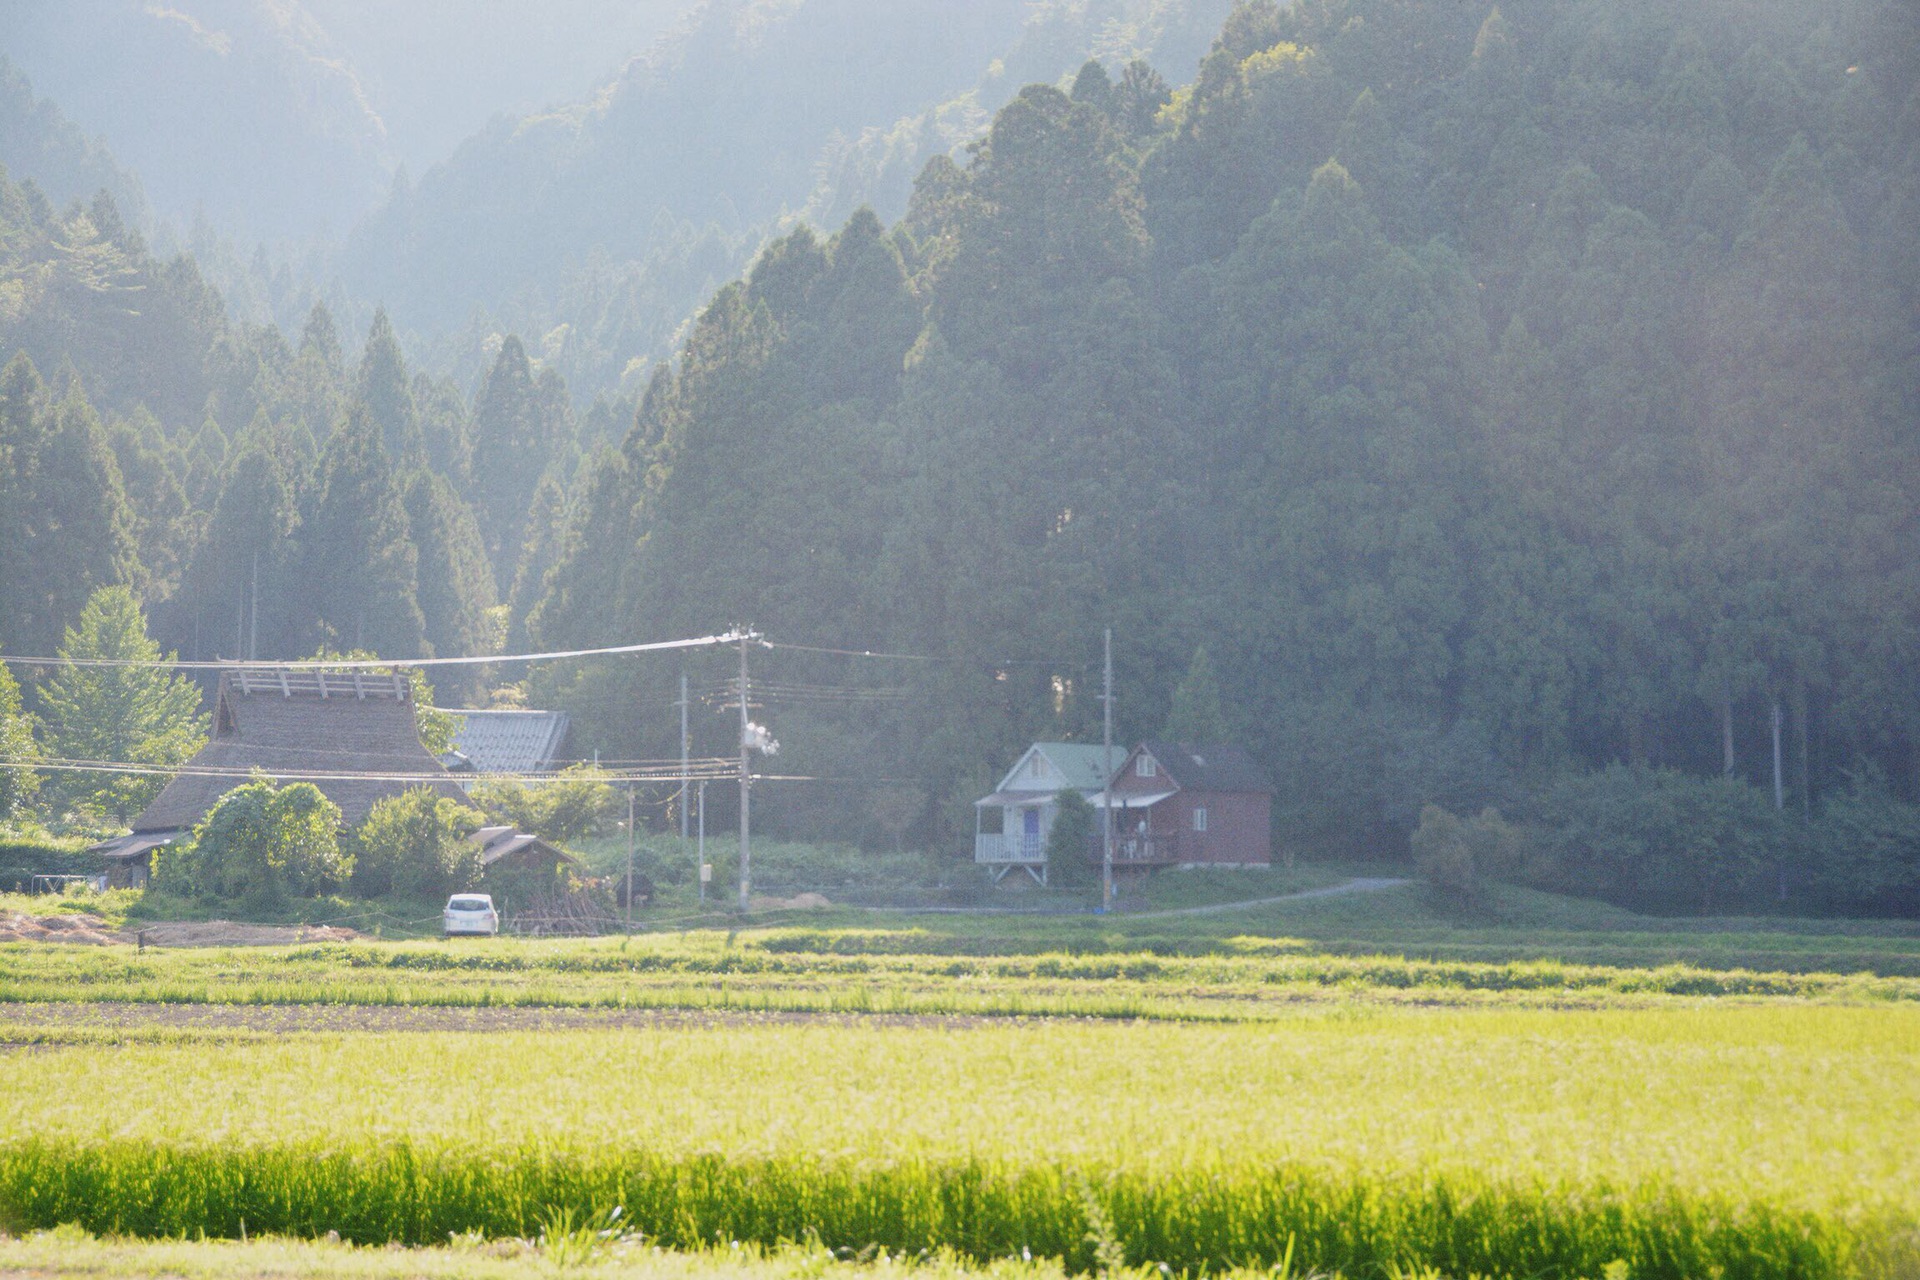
[1164,646,1229,744]
[469,335,556,592]
[355,308,423,464]
[0,356,140,657]
[295,405,426,658]
[36,585,206,822]
[402,470,496,702]
[177,444,300,660]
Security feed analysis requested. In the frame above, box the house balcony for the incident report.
[975,832,1046,864]
[1109,833,1179,865]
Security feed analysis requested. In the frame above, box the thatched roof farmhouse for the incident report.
[94,666,471,882]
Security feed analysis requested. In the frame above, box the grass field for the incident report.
[1,1008,1915,1278]
[0,878,1915,1278]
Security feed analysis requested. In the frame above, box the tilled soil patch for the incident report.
[0,1001,996,1036]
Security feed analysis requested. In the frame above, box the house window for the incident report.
[1193,807,1208,833]
[1136,755,1156,778]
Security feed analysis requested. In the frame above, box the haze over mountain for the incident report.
[340,0,1240,396]
[0,0,696,243]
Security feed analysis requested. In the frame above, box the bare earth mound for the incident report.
[0,913,116,945]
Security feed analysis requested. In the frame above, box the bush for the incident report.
[1045,789,1096,887]
[0,834,97,892]
[351,787,485,900]
[1520,766,1793,915]
[470,765,619,846]
[1410,805,1525,901]
[157,780,346,903]
[1804,772,1920,914]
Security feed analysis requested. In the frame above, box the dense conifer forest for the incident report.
[1,0,1918,914]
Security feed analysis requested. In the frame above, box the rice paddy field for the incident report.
[0,884,1915,1279]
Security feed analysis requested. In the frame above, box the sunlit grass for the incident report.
[0,1008,1912,1277]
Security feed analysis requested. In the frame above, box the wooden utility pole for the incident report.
[678,671,690,839]
[1101,627,1114,914]
[738,632,752,913]
[249,551,259,661]
[625,784,636,933]
[1771,699,1785,810]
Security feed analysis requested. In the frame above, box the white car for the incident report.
[442,893,499,937]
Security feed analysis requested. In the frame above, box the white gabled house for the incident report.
[972,743,1121,884]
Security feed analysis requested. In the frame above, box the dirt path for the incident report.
[1124,876,1413,920]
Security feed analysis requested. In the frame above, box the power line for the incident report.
[0,630,755,671]
[761,640,1076,667]
[5,758,741,785]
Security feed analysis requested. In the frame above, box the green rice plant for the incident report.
[0,925,1917,1023]
[0,1011,1909,1277]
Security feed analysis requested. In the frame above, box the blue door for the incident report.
[1023,808,1041,858]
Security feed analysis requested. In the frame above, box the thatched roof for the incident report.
[134,668,470,834]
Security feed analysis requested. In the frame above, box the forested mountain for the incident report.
[520,0,1920,907]
[340,0,1237,398]
[2,0,1918,914]
[0,154,542,705]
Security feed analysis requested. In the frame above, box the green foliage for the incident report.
[351,786,484,900]
[1045,788,1096,886]
[354,309,423,465]
[35,586,205,822]
[469,764,618,847]
[1409,804,1524,902]
[0,355,140,658]
[1163,646,1227,744]
[0,662,38,818]
[159,777,345,902]
[1805,774,1920,913]
[0,832,94,892]
[401,470,496,702]
[1523,767,1792,915]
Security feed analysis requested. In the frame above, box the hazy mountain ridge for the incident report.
[341,0,1239,398]
[0,56,147,224]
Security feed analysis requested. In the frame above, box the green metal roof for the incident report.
[1029,743,1122,791]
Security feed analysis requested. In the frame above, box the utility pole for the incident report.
[738,631,752,914]
[697,780,707,904]
[625,784,636,933]
[1101,626,1114,914]
[678,671,690,840]
[249,551,258,661]
[1771,700,1785,811]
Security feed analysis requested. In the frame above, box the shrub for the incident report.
[1805,772,1920,914]
[159,779,346,902]
[0,833,97,892]
[352,787,485,900]
[1046,789,1096,887]
[471,765,619,846]
[1521,766,1793,914]
[1409,805,1524,901]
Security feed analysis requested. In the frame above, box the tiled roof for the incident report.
[447,709,571,773]
[1135,741,1272,794]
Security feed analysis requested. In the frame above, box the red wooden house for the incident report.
[1100,740,1273,869]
